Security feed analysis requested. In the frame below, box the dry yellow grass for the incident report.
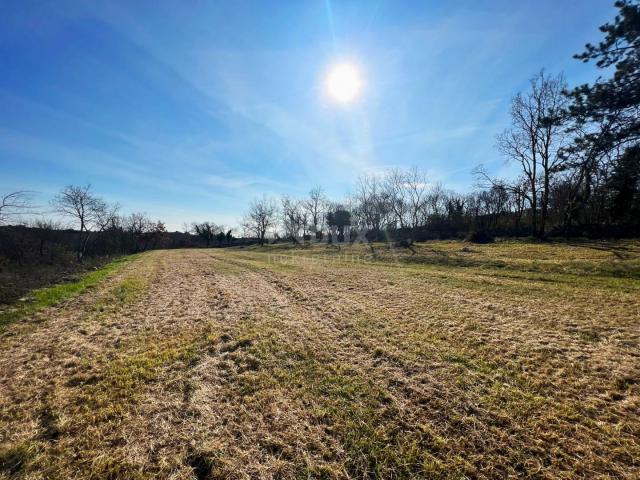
[0,241,638,479]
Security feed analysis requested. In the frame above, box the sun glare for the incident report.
[325,62,362,103]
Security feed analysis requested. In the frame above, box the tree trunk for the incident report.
[530,186,538,237]
[540,171,550,237]
[77,226,84,262]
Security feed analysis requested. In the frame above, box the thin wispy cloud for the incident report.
[0,0,615,228]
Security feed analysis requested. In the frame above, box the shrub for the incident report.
[465,230,494,244]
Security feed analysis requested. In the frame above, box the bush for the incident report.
[393,239,414,248]
[465,230,494,244]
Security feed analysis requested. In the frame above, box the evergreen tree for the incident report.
[562,0,639,229]
[607,144,640,223]
[569,0,639,154]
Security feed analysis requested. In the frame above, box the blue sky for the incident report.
[0,0,616,230]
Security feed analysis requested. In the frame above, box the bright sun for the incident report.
[325,63,362,103]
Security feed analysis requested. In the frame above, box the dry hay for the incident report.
[0,241,638,479]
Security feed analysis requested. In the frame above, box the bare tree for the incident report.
[496,70,568,236]
[125,212,153,235]
[0,191,35,225]
[474,167,531,230]
[425,182,446,221]
[148,220,167,249]
[281,196,304,243]
[304,186,326,239]
[125,212,155,251]
[242,196,277,246]
[51,185,119,261]
[478,185,510,228]
[384,169,409,229]
[355,174,390,235]
[510,178,529,231]
[404,167,428,229]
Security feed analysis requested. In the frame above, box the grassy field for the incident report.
[0,240,638,479]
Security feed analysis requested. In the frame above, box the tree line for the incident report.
[240,171,532,246]
[243,1,640,243]
[0,185,245,265]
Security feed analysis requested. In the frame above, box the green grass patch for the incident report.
[94,276,147,313]
[0,441,40,476]
[220,320,459,479]
[73,341,200,422]
[0,254,141,329]
[243,240,640,281]
[12,328,217,479]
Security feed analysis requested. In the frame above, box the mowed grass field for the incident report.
[0,240,639,479]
